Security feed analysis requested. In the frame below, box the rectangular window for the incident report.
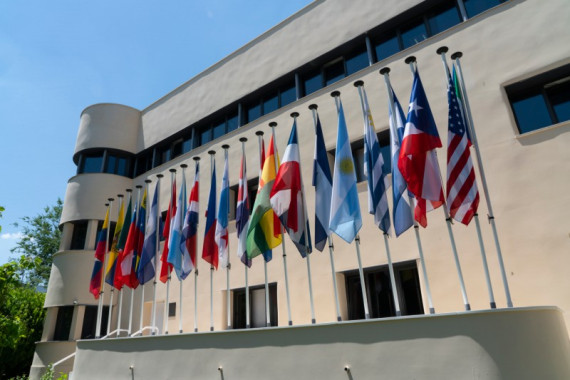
[427,3,461,35]
[401,19,428,49]
[104,154,130,176]
[53,306,74,341]
[212,120,226,140]
[69,221,88,250]
[463,0,504,18]
[349,130,390,183]
[246,102,262,124]
[200,127,212,146]
[280,83,297,107]
[80,154,104,174]
[135,153,153,177]
[324,59,345,86]
[345,261,423,320]
[345,47,369,76]
[182,136,193,154]
[506,64,570,134]
[374,33,401,62]
[303,70,323,96]
[168,302,176,317]
[227,113,239,133]
[229,178,259,221]
[81,305,109,339]
[232,283,277,329]
[262,93,279,115]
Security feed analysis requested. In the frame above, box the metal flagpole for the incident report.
[269,122,294,326]
[354,81,402,317]
[106,194,123,335]
[128,186,140,335]
[240,137,251,329]
[193,156,201,332]
[138,183,147,334]
[380,67,436,314]
[291,112,317,324]
[151,175,162,335]
[164,169,176,334]
[255,131,272,327]
[451,51,513,308]
[115,194,125,335]
[96,200,113,338]
[405,56,470,311]
[331,91,370,320]
[437,47,496,309]
[221,144,232,330]
[308,104,342,322]
[208,150,216,332]
[179,163,188,333]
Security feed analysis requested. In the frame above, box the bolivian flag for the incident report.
[247,136,282,261]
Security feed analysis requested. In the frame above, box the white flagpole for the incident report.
[208,150,216,332]
[106,194,123,335]
[220,145,232,330]
[437,47,496,309]
[380,67,436,314]
[163,169,176,334]
[269,122,294,326]
[96,200,113,338]
[354,81,402,317]
[137,183,146,334]
[128,186,140,336]
[308,104,342,322]
[451,51,513,308]
[116,194,126,336]
[331,91,370,319]
[151,175,162,335]
[291,112,317,324]
[240,137,251,329]
[405,56,470,311]
[192,156,201,332]
[179,163,188,333]
[255,131,272,327]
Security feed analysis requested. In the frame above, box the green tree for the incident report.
[0,259,46,379]
[11,199,62,288]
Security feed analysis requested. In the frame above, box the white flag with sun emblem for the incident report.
[329,100,362,243]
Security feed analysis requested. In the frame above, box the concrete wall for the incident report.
[71,307,570,380]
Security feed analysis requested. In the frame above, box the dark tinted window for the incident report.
[464,0,503,18]
[511,93,552,134]
[303,70,323,96]
[401,20,428,49]
[246,102,262,123]
[53,306,74,341]
[81,154,103,173]
[182,136,193,154]
[81,306,109,339]
[70,221,88,250]
[548,80,570,123]
[428,4,461,34]
[345,48,369,76]
[280,83,297,106]
[227,113,239,132]
[324,60,345,86]
[171,140,182,159]
[200,127,212,145]
[375,33,401,62]
[213,120,226,140]
[263,94,279,115]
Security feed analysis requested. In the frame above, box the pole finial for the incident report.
[118,194,124,198]
[145,179,152,184]
[108,198,114,202]
[156,174,164,178]
[192,156,200,162]
[126,188,133,193]
[268,121,277,128]
[451,51,463,60]
[379,67,391,75]
[308,104,318,110]
[208,150,216,155]
[180,163,188,168]
[330,90,340,98]
[404,56,416,64]
[239,137,248,142]
[136,185,143,189]
[436,46,449,55]
[221,144,230,149]
[169,168,176,173]
[290,112,299,118]
[105,203,109,207]
[353,80,364,87]
[255,130,264,136]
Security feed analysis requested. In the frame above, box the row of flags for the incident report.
[89,63,479,300]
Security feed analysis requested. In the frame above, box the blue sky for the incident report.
[0,0,312,264]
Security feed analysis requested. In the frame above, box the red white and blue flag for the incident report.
[270,120,312,257]
[160,179,176,282]
[236,153,251,267]
[89,207,110,299]
[202,160,218,269]
[216,152,230,268]
[181,163,199,274]
[446,67,479,225]
[398,70,444,227]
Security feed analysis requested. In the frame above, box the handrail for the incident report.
[52,352,76,368]
[101,328,130,339]
[130,326,159,337]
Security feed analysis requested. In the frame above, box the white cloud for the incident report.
[1,232,24,240]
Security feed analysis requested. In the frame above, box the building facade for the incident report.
[32,0,570,378]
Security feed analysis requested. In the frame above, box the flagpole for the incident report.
[208,150,216,332]
[136,184,146,334]
[107,194,123,335]
[437,47,496,309]
[290,112,317,324]
[379,68,435,314]
[269,121,294,326]
[192,156,201,332]
[331,91,370,320]
[451,51,513,308]
[240,137,251,329]
[151,176,162,334]
[115,194,126,335]
[221,144,232,330]
[95,198,113,339]
[179,164,188,333]
[308,104,342,322]
[354,81,402,317]
[128,186,140,336]
[404,55,470,312]
[255,131,272,327]
[162,169,176,334]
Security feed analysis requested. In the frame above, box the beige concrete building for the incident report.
[32,0,570,378]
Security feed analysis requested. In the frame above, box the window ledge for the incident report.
[515,120,570,140]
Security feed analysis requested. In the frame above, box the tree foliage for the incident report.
[0,259,46,379]
[11,199,62,288]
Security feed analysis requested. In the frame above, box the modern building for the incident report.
[31,0,570,378]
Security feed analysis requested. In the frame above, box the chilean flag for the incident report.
[398,70,444,227]
[182,163,199,272]
[202,160,218,269]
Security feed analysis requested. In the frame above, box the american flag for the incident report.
[446,67,479,225]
